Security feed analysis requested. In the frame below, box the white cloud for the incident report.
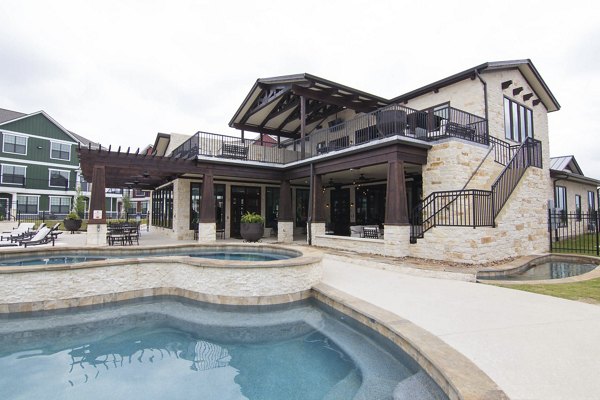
[1,0,600,175]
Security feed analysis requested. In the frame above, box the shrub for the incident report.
[240,212,264,224]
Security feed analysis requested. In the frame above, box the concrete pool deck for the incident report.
[3,230,600,399]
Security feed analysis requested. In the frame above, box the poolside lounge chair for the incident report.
[49,222,63,240]
[0,223,35,242]
[19,227,55,248]
[13,223,46,243]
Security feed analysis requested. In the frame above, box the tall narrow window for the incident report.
[588,191,596,212]
[575,194,582,221]
[555,186,567,211]
[503,97,534,142]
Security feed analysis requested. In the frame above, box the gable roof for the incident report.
[229,73,389,139]
[0,108,26,124]
[391,59,560,112]
[0,107,99,148]
[550,156,584,175]
[550,155,600,186]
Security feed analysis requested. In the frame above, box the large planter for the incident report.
[63,218,82,233]
[240,222,264,242]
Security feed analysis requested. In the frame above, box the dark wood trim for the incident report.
[89,165,106,224]
[311,174,325,222]
[279,180,293,221]
[501,80,513,89]
[198,173,215,223]
[385,160,409,225]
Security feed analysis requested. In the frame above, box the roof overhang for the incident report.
[229,73,389,139]
[550,169,600,187]
[392,59,560,112]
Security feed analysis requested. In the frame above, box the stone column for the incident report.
[384,160,410,256]
[198,173,216,242]
[278,180,293,243]
[172,179,192,240]
[86,165,107,245]
[310,174,326,244]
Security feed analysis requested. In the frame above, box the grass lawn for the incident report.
[552,233,599,256]
[496,278,600,304]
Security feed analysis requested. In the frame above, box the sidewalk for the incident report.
[321,254,600,400]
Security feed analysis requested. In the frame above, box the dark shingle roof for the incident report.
[0,108,26,124]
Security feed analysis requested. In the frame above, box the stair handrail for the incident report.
[490,137,542,218]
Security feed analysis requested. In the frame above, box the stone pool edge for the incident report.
[477,253,600,285]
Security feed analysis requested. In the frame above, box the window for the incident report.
[504,97,534,142]
[50,197,71,214]
[588,191,596,212]
[17,195,38,214]
[50,142,71,160]
[1,164,26,185]
[2,133,27,155]
[555,186,567,211]
[49,169,70,188]
[575,195,582,221]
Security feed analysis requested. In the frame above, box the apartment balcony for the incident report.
[0,176,76,191]
[170,104,488,165]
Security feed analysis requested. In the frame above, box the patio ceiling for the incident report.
[229,74,389,139]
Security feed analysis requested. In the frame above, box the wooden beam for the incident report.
[300,95,306,160]
[501,80,513,89]
[292,85,376,113]
[523,93,534,101]
[513,87,524,96]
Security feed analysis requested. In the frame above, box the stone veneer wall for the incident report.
[0,252,322,311]
[197,222,216,242]
[410,167,551,263]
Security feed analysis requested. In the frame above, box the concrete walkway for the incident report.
[321,254,600,400]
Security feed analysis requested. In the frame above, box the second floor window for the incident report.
[49,169,70,188]
[504,97,534,143]
[2,133,27,155]
[1,164,26,185]
[51,142,71,161]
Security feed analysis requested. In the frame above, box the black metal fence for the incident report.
[549,210,599,256]
[15,211,147,227]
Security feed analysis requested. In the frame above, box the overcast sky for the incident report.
[1,0,599,176]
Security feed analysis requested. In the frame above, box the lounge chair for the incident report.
[49,222,63,240]
[19,227,55,248]
[0,223,35,242]
[13,223,46,243]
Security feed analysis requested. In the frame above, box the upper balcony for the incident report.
[170,104,488,165]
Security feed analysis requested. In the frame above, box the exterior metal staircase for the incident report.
[410,137,542,242]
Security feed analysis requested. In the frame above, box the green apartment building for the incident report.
[0,108,121,219]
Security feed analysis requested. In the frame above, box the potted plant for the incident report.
[63,211,83,233]
[240,211,264,242]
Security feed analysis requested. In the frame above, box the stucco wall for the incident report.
[554,179,598,214]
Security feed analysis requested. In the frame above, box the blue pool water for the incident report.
[483,262,597,281]
[0,250,292,267]
[0,298,447,400]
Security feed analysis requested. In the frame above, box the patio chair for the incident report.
[49,222,63,240]
[0,223,35,242]
[362,226,380,239]
[19,227,54,248]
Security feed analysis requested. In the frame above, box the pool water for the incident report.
[0,250,292,267]
[0,298,447,400]
[485,262,597,281]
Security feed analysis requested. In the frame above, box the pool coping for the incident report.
[477,253,600,285]
[0,243,320,274]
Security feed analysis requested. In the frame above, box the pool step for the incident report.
[393,370,447,400]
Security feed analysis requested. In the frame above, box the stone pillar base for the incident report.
[277,221,294,243]
[86,223,108,246]
[198,222,216,243]
[384,224,411,257]
[309,222,326,245]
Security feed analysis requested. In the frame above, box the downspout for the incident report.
[307,163,314,245]
[475,69,489,143]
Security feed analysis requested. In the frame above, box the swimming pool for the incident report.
[477,255,599,282]
[0,246,298,267]
[0,297,447,400]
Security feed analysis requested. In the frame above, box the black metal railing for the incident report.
[170,104,489,164]
[411,137,543,242]
[171,131,286,164]
[491,137,542,217]
[290,104,489,159]
[410,189,494,240]
[549,210,599,256]
[489,136,521,166]
[0,176,74,190]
